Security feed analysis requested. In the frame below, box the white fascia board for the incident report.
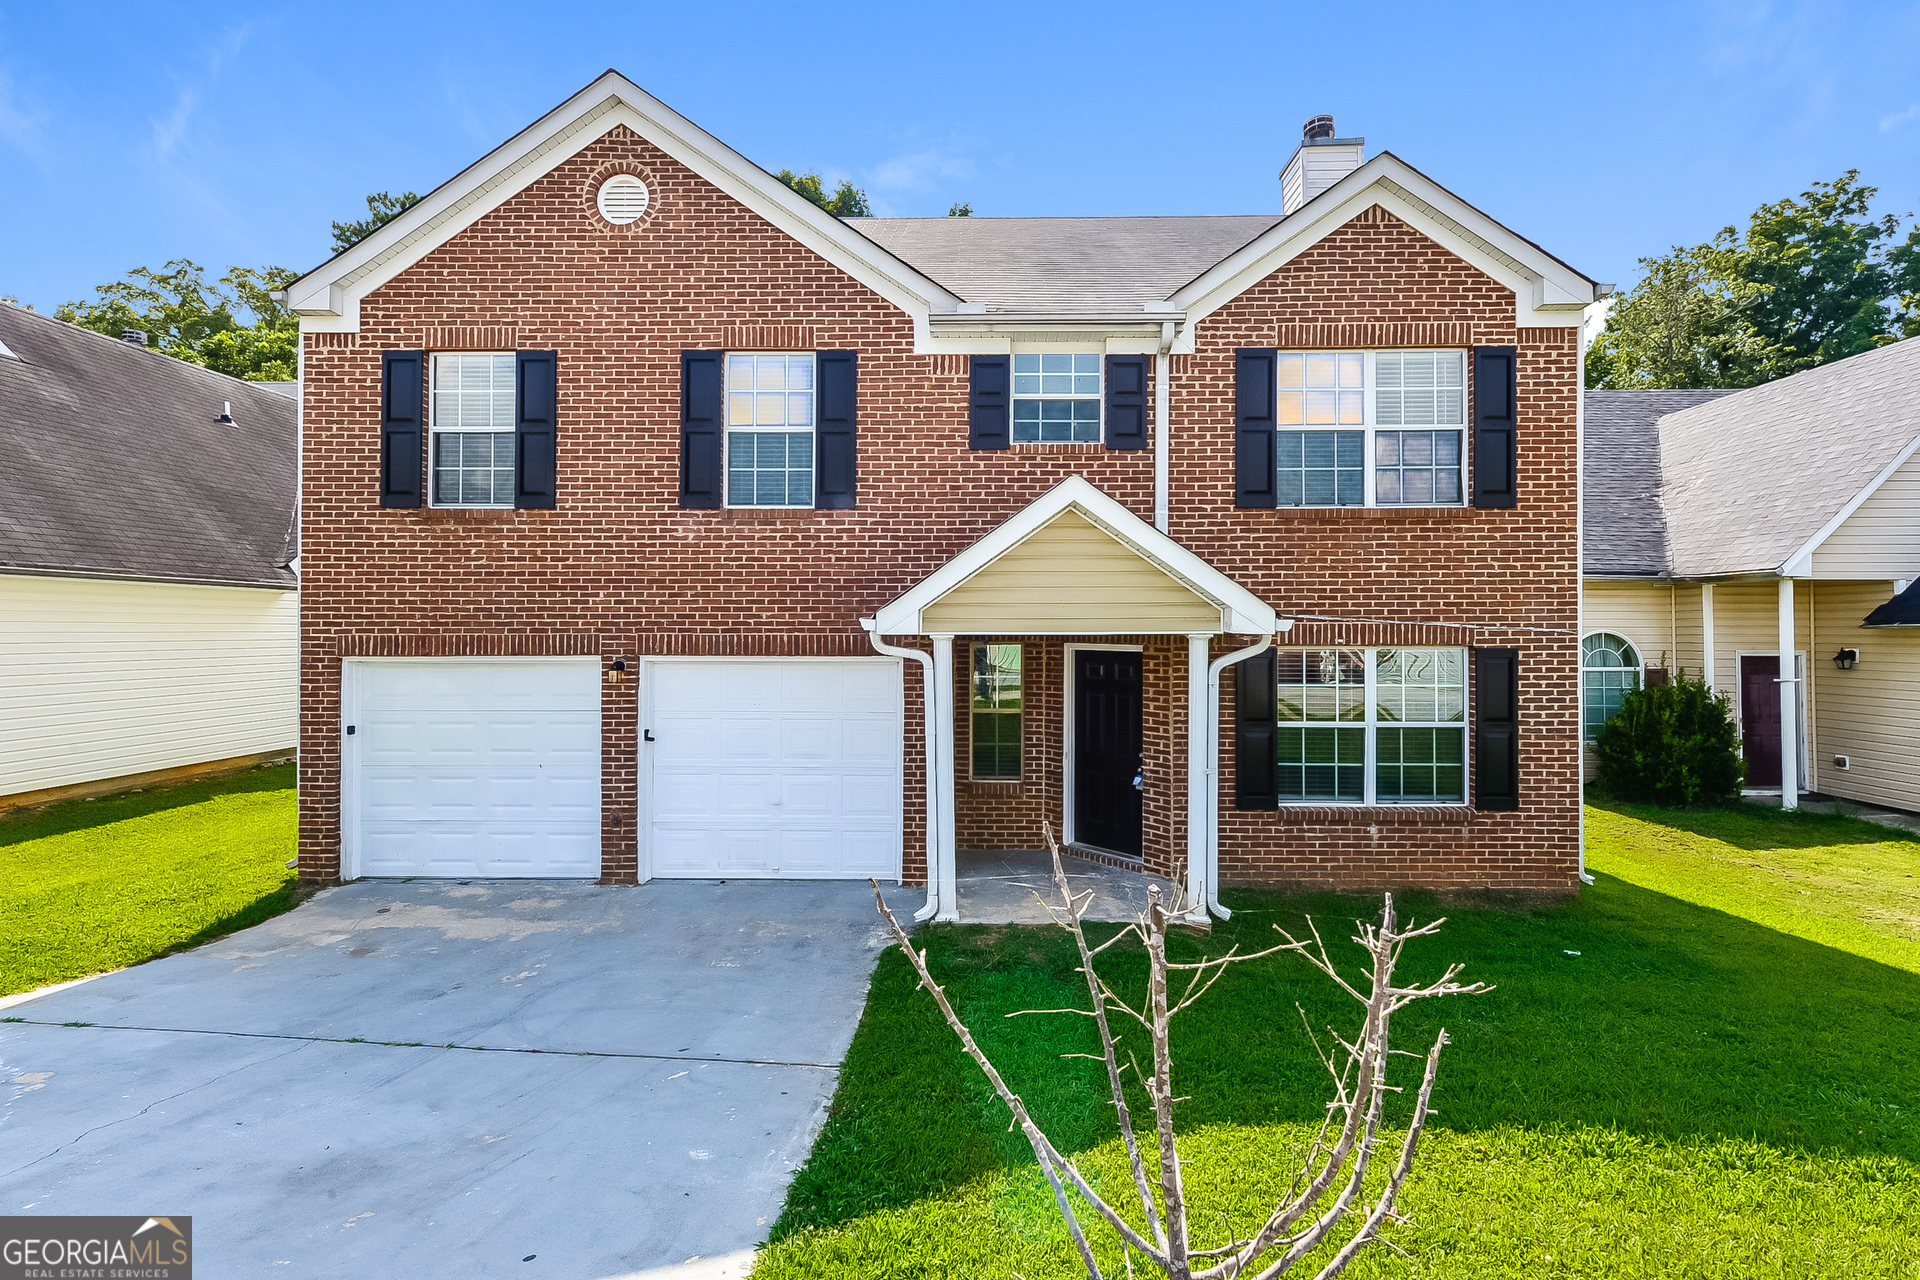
[870,475,1276,635]
[1166,153,1597,347]
[1777,430,1920,578]
[289,71,962,333]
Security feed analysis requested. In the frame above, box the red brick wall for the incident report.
[298,132,1580,893]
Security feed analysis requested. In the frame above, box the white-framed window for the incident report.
[970,643,1023,780]
[1275,350,1466,507]
[1274,647,1468,804]
[1581,632,1641,742]
[1013,353,1101,443]
[430,352,516,507]
[726,352,815,507]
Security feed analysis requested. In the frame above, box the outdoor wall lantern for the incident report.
[1832,648,1860,670]
[608,658,629,684]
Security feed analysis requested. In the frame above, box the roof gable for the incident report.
[1166,153,1599,344]
[288,71,962,334]
[1659,337,1920,578]
[870,476,1275,635]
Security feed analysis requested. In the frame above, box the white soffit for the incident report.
[871,475,1277,635]
[1167,152,1598,346]
[287,71,962,333]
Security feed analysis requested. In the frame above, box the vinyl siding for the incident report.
[1810,580,1920,812]
[1812,451,1920,579]
[1,574,298,795]
[921,510,1221,633]
[1579,580,1709,778]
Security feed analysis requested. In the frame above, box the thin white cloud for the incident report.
[1881,102,1920,131]
[869,146,975,192]
[149,22,254,158]
[0,67,48,158]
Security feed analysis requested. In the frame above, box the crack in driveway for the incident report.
[2,1039,316,1180]
[0,1020,841,1070]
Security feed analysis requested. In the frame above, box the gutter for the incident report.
[862,619,943,923]
[0,565,297,592]
[1154,321,1175,533]
[1194,629,1288,922]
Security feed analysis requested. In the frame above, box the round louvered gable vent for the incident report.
[597,175,650,224]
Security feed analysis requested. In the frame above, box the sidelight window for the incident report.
[971,643,1023,780]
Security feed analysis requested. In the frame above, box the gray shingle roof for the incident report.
[1583,389,1735,575]
[0,305,297,589]
[850,215,1284,314]
[1659,337,1920,577]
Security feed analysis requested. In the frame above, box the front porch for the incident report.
[864,476,1285,924]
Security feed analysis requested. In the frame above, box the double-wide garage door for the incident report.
[344,657,900,880]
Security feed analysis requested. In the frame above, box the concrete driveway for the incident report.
[0,879,921,1278]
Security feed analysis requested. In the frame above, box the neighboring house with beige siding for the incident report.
[1582,338,1920,811]
[0,304,298,809]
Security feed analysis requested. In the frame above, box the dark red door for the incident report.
[1074,649,1143,858]
[1740,655,1781,787]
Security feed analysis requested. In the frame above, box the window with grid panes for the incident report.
[1012,353,1101,442]
[1581,632,1641,742]
[726,352,815,506]
[970,644,1022,780]
[430,353,516,507]
[1274,647,1467,804]
[1273,350,1466,507]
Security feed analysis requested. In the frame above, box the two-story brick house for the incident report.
[286,73,1602,920]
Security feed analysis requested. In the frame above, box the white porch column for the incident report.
[1184,633,1211,920]
[1700,583,1716,692]
[1777,578,1799,809]
[930,635,960,920]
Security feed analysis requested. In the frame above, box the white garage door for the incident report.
[345,658,601,879]
[647,659,901,879]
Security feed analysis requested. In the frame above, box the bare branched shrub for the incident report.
[870,823,1490,1279]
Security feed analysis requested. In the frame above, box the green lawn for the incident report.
[759,802,1920,1278]
[0,763,300,997]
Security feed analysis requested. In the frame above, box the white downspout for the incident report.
[863,619,943,922]
[1154,322,1174,534]
[1202,631,1284,920]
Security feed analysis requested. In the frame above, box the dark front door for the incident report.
[1074,649,1143,858]
[1740,654,1781,787]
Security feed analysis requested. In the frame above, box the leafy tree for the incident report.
[774,169,871,218]
[57,260,301,382]
[330,190,423,253]
[1591,670,1745,807]
[1588,172,1914,389]
[947,201,973,217]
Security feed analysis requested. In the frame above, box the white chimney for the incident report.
[1280,115,1364,215]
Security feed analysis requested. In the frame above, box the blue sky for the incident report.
[4,1,1919,314]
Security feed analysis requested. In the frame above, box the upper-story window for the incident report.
[1276,350,1465,507]
[727,352,814,507]
[1013,353,1101,443]
[430,352,516,507]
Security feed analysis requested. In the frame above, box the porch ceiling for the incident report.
[869,475,1276,636]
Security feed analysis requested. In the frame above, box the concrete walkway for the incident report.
[0,879,920,1279]
[1752,793,1920,838]
[956,849,1181,924]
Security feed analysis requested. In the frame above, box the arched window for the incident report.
[1582,632,1641,742]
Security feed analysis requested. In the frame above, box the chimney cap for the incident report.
[121,329,148,346]
[1302,114,1336,141]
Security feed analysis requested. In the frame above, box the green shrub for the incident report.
[1592,669,1746,806]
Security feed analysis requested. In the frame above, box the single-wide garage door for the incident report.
[346,658,601,879]
[648,659,901,879]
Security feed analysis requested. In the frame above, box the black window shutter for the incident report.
[680,350,724,509]
[514,350,557,510]
[1234,348,1277,507]
[1234,647,1278,809]
[1104,354,1148,450]
[816,350,857,509]
[379,350,423,508]
[968,355,1010,450]
[1473,647,1520,810]
[1472,346,1518,509]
